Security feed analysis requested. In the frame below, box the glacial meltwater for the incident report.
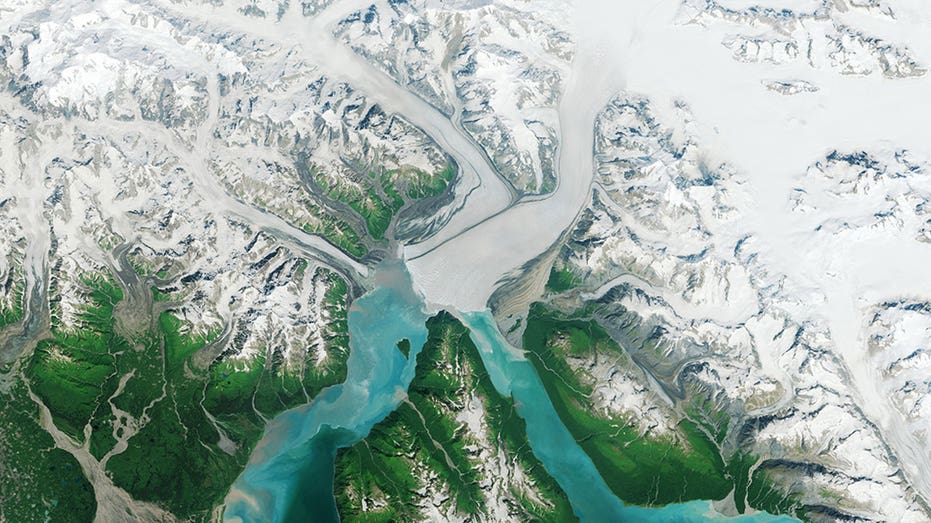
[462,312,799,523]
[225,264,799,523]
[223,263,430,522]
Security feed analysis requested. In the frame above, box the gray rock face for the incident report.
[1,0,931,521]
[334,0,572,194]
[543,92,931,521]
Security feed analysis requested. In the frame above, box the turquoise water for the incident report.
[462,311,799,523]
[225,264,798,522]
[223,264,429,522]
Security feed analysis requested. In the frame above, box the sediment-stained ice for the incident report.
[1,0,931,521]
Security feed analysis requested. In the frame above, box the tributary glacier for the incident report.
[0,0,929,522]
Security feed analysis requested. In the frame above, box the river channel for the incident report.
[224,263,798,523]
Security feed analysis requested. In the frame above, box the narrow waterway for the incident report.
[223,263,429,522]
[462,311,799,523]
[225,264,799,523]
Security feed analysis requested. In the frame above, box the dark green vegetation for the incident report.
[28,274,128,442]
[0,263,25,328]
[303,210,368,259]
[248,186,366,259]
[104,312,235,516]
[539,173,557,194]
[404,163,455,200]
[522,303,797,515]
[21,267,352,521]
[545,263,580,293]
[204,271,350,421]
[313,163,455,242]
[747,464,807,518]
[0,379,97,523]
[335,312,576,522]
[395,338,411,359]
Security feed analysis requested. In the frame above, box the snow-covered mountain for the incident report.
[0,0,930,521]
[334,0,572,194]
[542,93,929,520]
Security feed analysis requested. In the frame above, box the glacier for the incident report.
[0,0,929,521]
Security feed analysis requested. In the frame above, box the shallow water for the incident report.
[225,267,798,522]
[223,263,429,522]
[461,311,800,523]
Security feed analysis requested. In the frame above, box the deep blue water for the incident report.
[225,265,799,523]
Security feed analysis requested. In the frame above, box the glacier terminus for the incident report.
[0,0,929,522]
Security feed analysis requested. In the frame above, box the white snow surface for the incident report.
[2,0,931,519]
[402,0,931,516]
